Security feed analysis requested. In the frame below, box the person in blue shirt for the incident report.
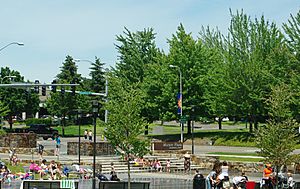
[54,135,61,156]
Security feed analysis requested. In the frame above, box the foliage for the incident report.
[89,57,106,93]
[104,76,149,188]
[256,84,298,171]
[25,118,52,126]
[0,67,39,129]
[46,55,83,136]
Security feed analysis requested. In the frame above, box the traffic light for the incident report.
[51,80,57,93]
[34,80,39,93]
[42,86,46,96]
[71,86,76,96]
[61,87,65,95]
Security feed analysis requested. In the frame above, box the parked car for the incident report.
[14,124,58,140]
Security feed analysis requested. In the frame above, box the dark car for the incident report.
[27,124,58,140]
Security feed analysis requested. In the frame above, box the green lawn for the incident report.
[207,152,259,156]
[54,124,106,137]
[148,124,256,147]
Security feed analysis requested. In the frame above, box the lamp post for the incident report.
[0,42,24,52]
[92,100,98,189]
[0,75,16,83]
[169,65,183,143]
[191,106,195,154]
[74,59,109,123]
[78,109,82,165]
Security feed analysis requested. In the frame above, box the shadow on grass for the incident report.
[148,130,255,144]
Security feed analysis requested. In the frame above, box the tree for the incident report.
[200,26,230,129]
[167,23,212,134]
[0,67,39,129]
[256,84,298,187]
[104,76,149,189]
[89,57,106,93]
[224,10,283,132]
[46,55,82,136]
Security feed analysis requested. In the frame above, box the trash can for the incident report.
[246,181,256,189]
[193,176,205,189]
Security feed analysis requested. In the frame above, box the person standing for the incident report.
[88,130,93,142]
[37,142,44,160]
[54,135,61,156]
[84,129,88,140]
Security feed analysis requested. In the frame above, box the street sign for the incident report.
[79,91,92,95]
[179,115,187,124]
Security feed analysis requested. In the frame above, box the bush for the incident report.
[25,118,52,126]
[0,129,6,136]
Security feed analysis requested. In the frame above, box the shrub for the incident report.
[25,118,52,126]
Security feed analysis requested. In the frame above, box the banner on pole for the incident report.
[177,92,182,114]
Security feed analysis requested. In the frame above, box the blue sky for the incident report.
[0,0,299,83]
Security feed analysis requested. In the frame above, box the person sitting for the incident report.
[232,172,248,189]
[110,171,120,181]
[287,172,294,189]
[217,161,230,189]
[38,159,49,180]
[29,160,41,174]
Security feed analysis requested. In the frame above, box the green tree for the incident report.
[167,23,212,134]
[256,84,298,187]
[114,27,163,134]
[46,55,82,136]
[0,67,39,129]
[200,26,230,129]
[89,57,106,93]
[224,10,283,132]
[104,76,149,189]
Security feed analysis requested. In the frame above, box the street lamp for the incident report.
[92,100,99,189]
[74,58,109,123]
[0,75,16,83]
[0,42,24,52]
[169,64,183,143]
[77,109,82,165]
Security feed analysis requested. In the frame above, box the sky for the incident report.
[0,0,299,83]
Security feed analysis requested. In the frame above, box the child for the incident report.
[166,159,171,173]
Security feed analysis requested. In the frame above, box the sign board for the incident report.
[180,115,187,124]
[154,142,183,150]
[79,91,92,95]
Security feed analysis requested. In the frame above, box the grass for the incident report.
[53,124,106,137]
[207,152,259,156]
[218,156,264,162]
[148,125,256,147]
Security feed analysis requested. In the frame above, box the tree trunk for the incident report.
[187,120,191,135]
[144,125,148,135]
[8,115,13,130]
[218,117,222,130]
[160,120,164,125]
[254,116,258,130]
[127,155,131,189]
[62,114,65,137]
[249,115,253,133]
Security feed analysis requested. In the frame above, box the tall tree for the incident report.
[0,67,39,129]
[167,24,211,134]
[224,10,283,132]
[46,55,82,136]
[200,26,230,129]
[114,27,163,131]
[104,76,149,189]
[89,57,106,93]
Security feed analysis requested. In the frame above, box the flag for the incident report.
[177,93,182,114]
